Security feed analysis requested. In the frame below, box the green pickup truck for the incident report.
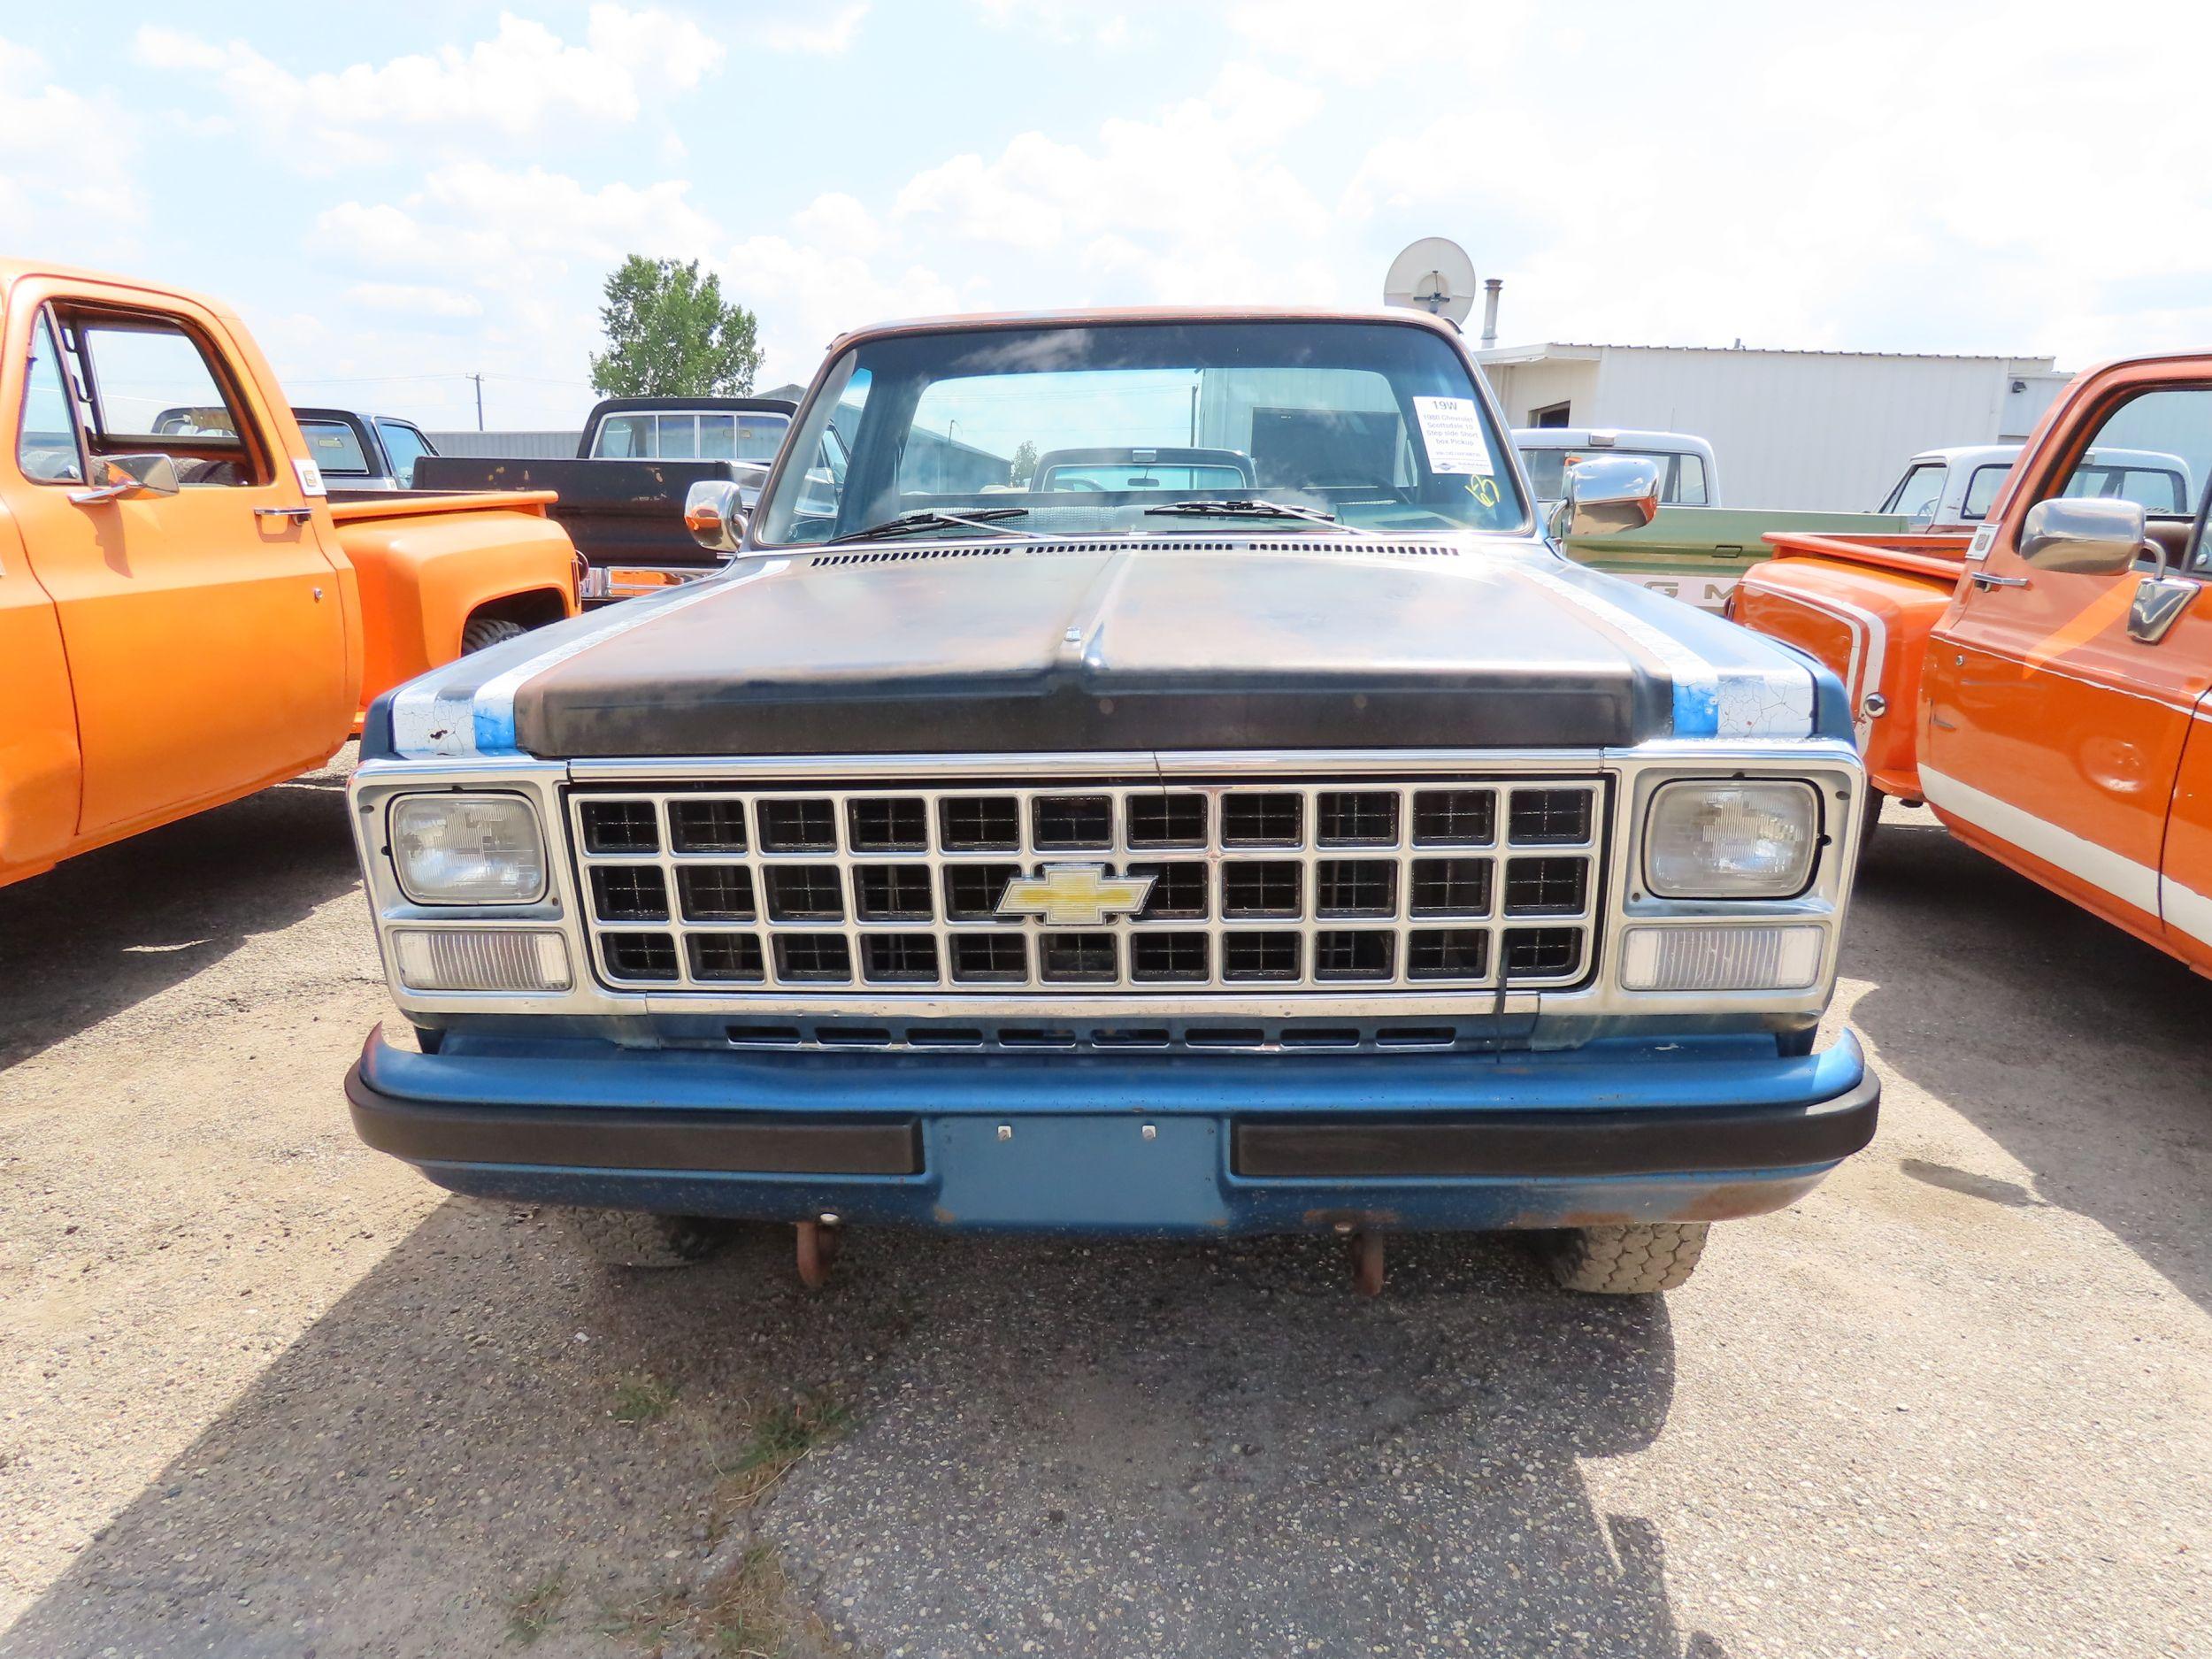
[1562,506,1911,611]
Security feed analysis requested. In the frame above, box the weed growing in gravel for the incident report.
[507,1571,567,1646]
[603,1545,832,1659]
[715,1392,851,1507]
[611,1373,680,1425]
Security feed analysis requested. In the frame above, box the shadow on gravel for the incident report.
[0,752,361,1069]
[4,1204,1717,1659]
[1843,810,2212,1312]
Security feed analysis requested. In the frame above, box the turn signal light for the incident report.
[1620,925,1824,992]
[391,928,572,993]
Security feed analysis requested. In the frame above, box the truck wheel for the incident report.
[1540,1222,1709,1294]
[461,615,528,654]
[1860,787,1884,852]
[559,1207,729,1268]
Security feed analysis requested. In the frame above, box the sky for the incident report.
[7,0,2210,434]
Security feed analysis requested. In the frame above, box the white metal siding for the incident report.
[1479,346,2066,511]
[424,429,584,459]
[1589,349,2057,509]
[1481,360,1598,429]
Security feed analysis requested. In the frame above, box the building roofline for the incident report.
[1478,341,2057,367]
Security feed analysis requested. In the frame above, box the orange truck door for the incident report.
[1923,379,2212,959]
[0,285,350,841]
[0,502,80,881]
[2158,690,2212,968]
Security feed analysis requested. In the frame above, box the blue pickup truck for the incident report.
[342,305,1877,1296]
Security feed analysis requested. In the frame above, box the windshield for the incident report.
[1882,461,1948,520]
[754,319,1525,545]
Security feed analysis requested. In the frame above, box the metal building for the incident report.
[1476,343,2071,510]
[423,429,582,459]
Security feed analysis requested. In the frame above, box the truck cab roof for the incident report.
[1512,427,1716,457]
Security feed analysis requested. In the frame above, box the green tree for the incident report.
[588,257,761,398]
[1010,440,1039,486]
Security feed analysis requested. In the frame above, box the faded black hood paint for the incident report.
[508,543,1676,757]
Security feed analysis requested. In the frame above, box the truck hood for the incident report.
[453,538,1822,759]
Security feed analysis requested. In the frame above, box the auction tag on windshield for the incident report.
[294,457,327,497]
[1412,396,1493,475]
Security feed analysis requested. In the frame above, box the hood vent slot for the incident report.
[809,537,1460,569]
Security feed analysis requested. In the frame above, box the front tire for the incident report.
[559,1208,729,1269]
[460,615,527,654]
[1540,1222,1709,1294]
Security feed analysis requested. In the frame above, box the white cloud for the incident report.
[967,0,1145,47]
[313,163,720,280]
[757,4,871,55]
[1300,0,2212,365]
[303,162,725,408]
[718,234,963,385]
[0,36,143,250]
[790,192,884,257]
[133,6,724,168]
[342,282,485,320]
[894,63,1337,302]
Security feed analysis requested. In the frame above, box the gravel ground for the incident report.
[1,763,2207,1657]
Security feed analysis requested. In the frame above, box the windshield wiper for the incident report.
[826,506,1033,545]
[1141,498,1369,534]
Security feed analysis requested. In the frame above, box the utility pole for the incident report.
[470,372,486,432]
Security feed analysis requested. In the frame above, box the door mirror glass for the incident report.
[2017,496,2146,574]
[684,480,747,554]
[1548,454,1662,540]
[70,451,182,506]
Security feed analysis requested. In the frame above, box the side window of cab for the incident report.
[58,306,269,488]
[2044,387,2212,572]
[16,311,84,484]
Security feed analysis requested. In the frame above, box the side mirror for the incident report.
[684,480,748,555]
[69,452,181,507]
[1546,455,1662,540]
[2017,497,2147,575]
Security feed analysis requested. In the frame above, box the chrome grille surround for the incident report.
[565,774,1608,997]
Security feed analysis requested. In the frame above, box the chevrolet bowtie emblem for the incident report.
[995,863,1156,926]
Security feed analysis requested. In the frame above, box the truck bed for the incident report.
[1562,506,1913,611]
[326,488,558,523]
[411,457,755,590]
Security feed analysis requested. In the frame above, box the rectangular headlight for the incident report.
[389,794,548,904]
[1621,924,1824,991]
[1644,780,1818,898]
[391,928,572,992]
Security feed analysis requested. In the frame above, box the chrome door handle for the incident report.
[256,506,314,524]
[1970,572,2029,589]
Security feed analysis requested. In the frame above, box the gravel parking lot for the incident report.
[2,751,2207,1658]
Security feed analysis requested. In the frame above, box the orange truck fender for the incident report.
[1725,533,1967,803]
[330,491,579,715]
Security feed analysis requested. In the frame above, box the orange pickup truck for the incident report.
[0,260,580,888]
[1729,352,2212,973]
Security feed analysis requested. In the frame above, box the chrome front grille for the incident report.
[566,776,1606,996]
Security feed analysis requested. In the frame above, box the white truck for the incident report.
[1877,442,2193,528]
[1515,427,1719,508]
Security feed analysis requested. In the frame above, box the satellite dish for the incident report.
[1384,237,1477,324]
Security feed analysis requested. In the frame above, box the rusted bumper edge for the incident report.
[345,1025,1877,1236]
